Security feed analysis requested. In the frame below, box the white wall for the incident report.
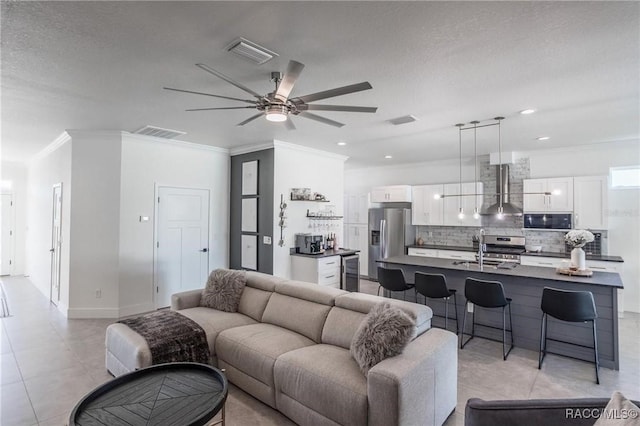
[118,134,229,316]
[272,141,346,279]
[1,161,27,275]
[25,136,72,310]
[67,131,122,318]
[345,139,640,313]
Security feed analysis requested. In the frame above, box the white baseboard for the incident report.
[118,302,156,318]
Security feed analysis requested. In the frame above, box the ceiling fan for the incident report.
[164,60,377,129]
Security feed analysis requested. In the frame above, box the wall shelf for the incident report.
[306,214,343,220]
[291,198,331,202]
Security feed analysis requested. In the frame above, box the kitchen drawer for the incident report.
[317,256,341,273]
[586,260,619,273]
[408,248,438,257]
[520,255,563,268]
[438,250,476,261]
[317,271,340,286]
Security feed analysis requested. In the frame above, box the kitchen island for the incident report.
[377,255,623,369]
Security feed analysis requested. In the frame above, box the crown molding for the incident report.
[123,132,229,154]
[229,142,275,156]
[273,139,349,162]
[29,131,71,164]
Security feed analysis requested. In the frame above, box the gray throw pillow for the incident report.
[594,391,640,426]
[200,269,247,312]
[350,301,416,375]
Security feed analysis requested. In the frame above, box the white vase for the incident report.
[571,247,586,270]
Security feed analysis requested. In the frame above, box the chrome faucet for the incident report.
[478,228,485,271]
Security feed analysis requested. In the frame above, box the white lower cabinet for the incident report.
[408,247,475,261]
[291,255,341,288]
[520,255,564,268]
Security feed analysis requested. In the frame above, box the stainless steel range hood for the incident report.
[482,164,523,216]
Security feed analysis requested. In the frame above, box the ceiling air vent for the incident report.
[134,125,186,139]
[389,115,418,125]
[226,37,278,65]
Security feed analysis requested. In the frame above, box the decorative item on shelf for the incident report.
[564,229,595,271]
[416,237,424,246]
[278,194,287,246]
[291,188,311,200]
[313,192,327,201]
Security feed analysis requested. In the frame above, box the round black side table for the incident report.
[69,363,228,426]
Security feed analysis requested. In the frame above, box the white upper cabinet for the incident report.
[345,193,369,224]
[523,177,573,212]
[574,176,608,229]
[411,185,444,226]
[443,182,483,227]
[370,185,412,203]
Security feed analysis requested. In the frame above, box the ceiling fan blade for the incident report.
[237,113,264,126]
[186,106,257,111]
[196,63,263,99]
[298,111,345,128]
[164,87,256,104]
[274,60,305,102]
[298,104,377,113]
[293,82,373,104]
[284,116,296,130]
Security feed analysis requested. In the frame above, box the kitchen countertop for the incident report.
[379,255,623,288]
[291,249,359,258]
[406,245,624,262]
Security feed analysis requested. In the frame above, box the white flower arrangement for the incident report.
[565,229,595,248]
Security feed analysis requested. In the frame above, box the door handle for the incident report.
[49,248,55,252]
[200,248,208,252]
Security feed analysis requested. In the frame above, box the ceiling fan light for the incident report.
[265,105,288,122]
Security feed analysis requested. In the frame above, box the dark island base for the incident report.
[378,259,619,370]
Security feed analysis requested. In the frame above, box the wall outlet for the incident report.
[467,303,474,313]
[428,231,433,238]
[95,289,102,299]
[263,236,272,245]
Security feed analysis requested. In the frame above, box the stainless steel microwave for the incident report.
[523,213,572,230]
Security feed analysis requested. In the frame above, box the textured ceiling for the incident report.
[1,1,638,168]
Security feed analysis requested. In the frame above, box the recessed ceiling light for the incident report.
[536,136,550,141]
[337,141,347,146]
[520,109,536,115]
[384,155,393,159]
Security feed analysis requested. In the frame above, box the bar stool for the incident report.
[539,287,600,384]
[414,272,459,334]
[377,267,414,301]
[461,277,514,360]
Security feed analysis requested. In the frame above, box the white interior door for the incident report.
[50,184,62,304]
[155,187,210,308]
[1,194,13,276]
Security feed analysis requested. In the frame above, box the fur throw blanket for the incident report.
[200,269,247,312]
[118,310,210,365]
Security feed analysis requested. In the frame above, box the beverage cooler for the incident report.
[341,254,360,292]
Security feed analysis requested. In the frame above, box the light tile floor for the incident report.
[1,276,638,425]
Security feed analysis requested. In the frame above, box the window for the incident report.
[610,166,640,189]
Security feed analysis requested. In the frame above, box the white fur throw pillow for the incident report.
[594,391,640,426]
[200,269,247,312]
[350,301,417,375]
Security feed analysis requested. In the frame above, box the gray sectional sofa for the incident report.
[105,270,458,426]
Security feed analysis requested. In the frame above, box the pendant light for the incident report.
[456,123,465,220]
[496,117,505,220]
[471,120,480,219]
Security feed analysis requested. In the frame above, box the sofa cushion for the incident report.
[275,280,346,305]
[177,307,256,356]
[246,271,283,291]
[200,269,247,312]
[336,292,432,336]
[216,323,315,389]
[238,286,273,322]
[261,293,332,342]
[350,302,416,375]
[275,344,368,426]
[321,307,367,349]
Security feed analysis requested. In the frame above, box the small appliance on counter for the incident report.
[295,233,324,254]
[523,213,572,230]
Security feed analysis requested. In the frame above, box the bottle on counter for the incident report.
[333,233,339,250]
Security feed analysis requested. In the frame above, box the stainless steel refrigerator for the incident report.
[368,208,415,281]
